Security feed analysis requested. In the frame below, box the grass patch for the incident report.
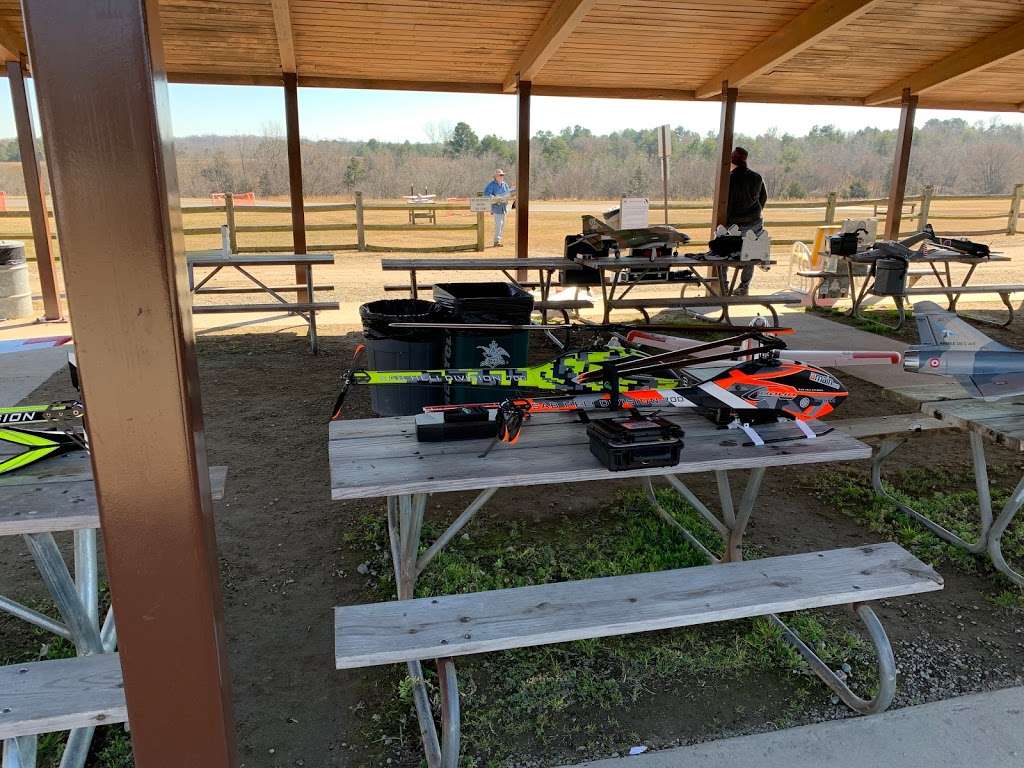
[0,594,133,767]
[815,466,1024,609]
[807,306,909,340]
[352,487,876,765]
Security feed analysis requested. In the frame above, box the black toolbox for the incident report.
[586,415,684,471]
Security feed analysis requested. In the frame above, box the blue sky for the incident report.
[1,83,1022,141]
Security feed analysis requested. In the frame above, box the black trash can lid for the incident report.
[360,298,446,341]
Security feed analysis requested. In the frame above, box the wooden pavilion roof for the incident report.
[1,0,1023,111]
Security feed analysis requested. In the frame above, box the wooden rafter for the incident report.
[502,0,597,92]
[866,17,1024,105]
[270,0,297,74]
[696,0,882,99]
[0,17,26,59]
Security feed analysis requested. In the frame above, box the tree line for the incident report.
[0,117,1021,201]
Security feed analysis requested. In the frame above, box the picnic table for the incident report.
[380,255,796,326]
[803,249,1017,329]
[187,251,339,353]
[871,398,1024,587]
[329,410,941,768]
[0,442,226,766]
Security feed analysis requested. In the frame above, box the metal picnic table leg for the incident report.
[2,736,37,768]
[306,265,318,354]
[643,467,898,714]
[18,532,114,768]
[987,473,1024,588]
[386,492,472,768]
[871,432,993,554]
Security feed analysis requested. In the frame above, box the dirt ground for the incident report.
[2,314,1022,767]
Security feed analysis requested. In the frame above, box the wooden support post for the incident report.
[516,80,531,281]
[7,59,62,321]
[884,88,917,241]
[918,185,934,231]
[824,192,837,225]
[224,191,237,254]
[709,84,737,293]
[284,71,308,301]
[354,190,366,251]
[1008,183,1022,235]
[711,84,737,232]
[21,1,238,765]
[476,210,485,251]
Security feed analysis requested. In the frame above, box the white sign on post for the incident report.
[619,197,649,229]
[657,124,672,158]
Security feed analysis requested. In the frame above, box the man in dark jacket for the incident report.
[726,146,767,294]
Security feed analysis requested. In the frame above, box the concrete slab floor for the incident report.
[562,686,1024,768]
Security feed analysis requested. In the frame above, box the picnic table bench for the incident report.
[0,444,226,768]
[187,252,339,353]
[329,410,941,768]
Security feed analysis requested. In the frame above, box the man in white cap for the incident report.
[483,169,511,247]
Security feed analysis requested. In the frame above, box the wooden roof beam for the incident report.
[270,0,297,74]
[867,17,1024,105]
[0,18,26,60]
[696,0,882,100]
[502,0,597,93]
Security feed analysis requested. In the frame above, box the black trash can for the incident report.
[359,299,446,416]
[872,258,908,296]
[432,282,534,404]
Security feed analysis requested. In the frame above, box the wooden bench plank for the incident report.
[0,653,126,739]
[830,414,949,439]
[194,284,334,295]
[191,302,338,314]
[334,543,941,669]
[187,252,334,267]
[901,285,1024,295]
[608,293,802,308]
[534,299,593,310]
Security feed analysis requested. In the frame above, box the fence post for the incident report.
[918,185,933,231]
[224,192,237,254]
[476,210,485,251]
[824,192,837,225]
[1009,183,1023,235]
[354,191,366,251]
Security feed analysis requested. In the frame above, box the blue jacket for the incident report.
[483,179,510,214]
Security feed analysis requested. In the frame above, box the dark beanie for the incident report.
[731,147,749,165]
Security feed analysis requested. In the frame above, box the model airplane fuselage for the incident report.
[904,301,1024,401]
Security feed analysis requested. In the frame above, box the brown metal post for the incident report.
[884,88,917,241]
[7,58,62,320]
[516,79,531,281]
[711,83,737,232]
[284,71,309,300]
[21,1,238,766]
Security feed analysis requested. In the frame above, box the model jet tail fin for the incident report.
[912,301,1013,352]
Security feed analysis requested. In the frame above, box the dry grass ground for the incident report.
[7,196,1022,325]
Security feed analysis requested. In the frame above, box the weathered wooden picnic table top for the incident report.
[187,252,335,267]
[0,447,227,534]
[845,252,1011,265]
[329,411,870,500]
[921,398,1024,452]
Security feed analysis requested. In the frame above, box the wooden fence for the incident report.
[2,185,1021,261]
[180,191,487,255]
[648,183,1024,246]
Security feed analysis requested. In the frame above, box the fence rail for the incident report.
[3,186,1021,261]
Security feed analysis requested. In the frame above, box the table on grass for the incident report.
[328,410,943,768]
[842,251,1014,329]
[871,398,1024,587]
[0,444,225,768]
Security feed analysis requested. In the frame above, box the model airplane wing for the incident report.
[912,301,1013,352]
[959,372,1024,401]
